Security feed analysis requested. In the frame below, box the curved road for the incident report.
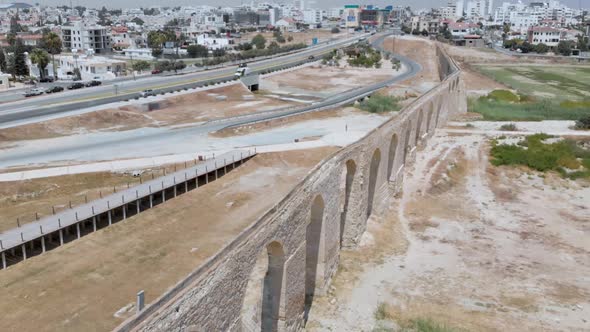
[0,34,368,127]
[0,32,420,169]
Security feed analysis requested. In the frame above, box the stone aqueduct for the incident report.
[117,41,467,332]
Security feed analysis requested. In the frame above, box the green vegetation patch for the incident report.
[360,95,402,114]
[475,65,590,101]
[491,134,590,179]
[400,318,461,332]
[469,90,590,121]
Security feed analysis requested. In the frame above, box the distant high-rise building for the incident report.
[456,0,465,17]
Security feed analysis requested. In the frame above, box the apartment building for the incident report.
[61,21,111,54]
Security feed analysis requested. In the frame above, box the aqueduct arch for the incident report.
[340,160,357,247]
[305,195,325,321]
[387,134,398,182]
[415,110,424,145]
[241,241,286,332]
[366,149,381,219]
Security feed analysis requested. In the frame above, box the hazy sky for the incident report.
[26,0,586,10]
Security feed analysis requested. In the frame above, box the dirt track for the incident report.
[308,129,590,331]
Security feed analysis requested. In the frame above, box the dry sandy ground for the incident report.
[379,37,441,103]
[308,131,590,331]
[0,161,207,234]
[0,147,337,332]
[0,84,293,142]
[260,61,399,99]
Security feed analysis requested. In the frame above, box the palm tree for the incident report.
[30,48,50,79]
[42,32,62,78]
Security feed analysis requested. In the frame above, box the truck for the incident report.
[235,64,251,78]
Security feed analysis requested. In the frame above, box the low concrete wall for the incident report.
[115,42,467,332]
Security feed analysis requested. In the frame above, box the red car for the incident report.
[151,69,162,74]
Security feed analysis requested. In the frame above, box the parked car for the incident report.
[139,89,155,97]
[39,76,55,83]
[45,86,64,94]
[24,79,37,85]
[67,82,85,90]
[151,69,162,75]
[308,55,315,60]
[24,88,45,97]
[85,80,102,87]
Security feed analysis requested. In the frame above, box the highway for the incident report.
[0,32,421,170]
[0,34,368,127]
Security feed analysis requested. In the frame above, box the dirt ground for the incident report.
[260,61,399,99]
[0,147,337,332]
[0,84,293,142]
[308,130,590,331]
[0,161,211,234]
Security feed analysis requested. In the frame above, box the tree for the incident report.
[131,17,144,26]
[132,60,151,72]
[557,40,572,56]
[287,35,294,42]
[533,43,549,54]
[10,39,28,78]
[252,34,267,50]
[10,13,22,34]
[518,41,532,53]
[577,34,589,52]
[151,48,163,57]
[187,44,209,58]
[331,27,340,33]
[41,32,62,78]
[212,48,226,57]
[421,29,429,36]
[29,48,50,78]
[268,41,280,52]
[0,47,6,73]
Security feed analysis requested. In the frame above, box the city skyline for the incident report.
[18,0,588,10]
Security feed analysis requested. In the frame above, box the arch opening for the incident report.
[340,160,356,247]
[403,123,412,164]
[305,195,325,321]
[387,134,398,182]
[366,149,381,219]
[415,110,424,145]
[241,241,285,332]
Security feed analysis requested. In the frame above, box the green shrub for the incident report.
[575,116,590,130]
[484,90,520,103]
[360,95,401,113]
[401,318,460,332]
[499,123,518,131]
[490,134,590,179]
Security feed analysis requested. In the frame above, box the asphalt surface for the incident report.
[0,34,368,127]
[0,31,420,169]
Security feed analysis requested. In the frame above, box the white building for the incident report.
[494,0,582,32]
[61,21,111,54]
[122,48,154,60]
[58,54,126,81]
[303,9,322,24]
[196,34,232,50]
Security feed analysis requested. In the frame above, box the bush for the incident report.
[484,90,520,103]
[575,116,590,130]
[359,95,401,113]
[187,44,208,58]
[490,134,590,178]
[331,27,340,34]
[499,123,518,131]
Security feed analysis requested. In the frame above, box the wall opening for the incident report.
[426,102,434,134]
[415,110,424,145]
[366,149,381,219]
[340,160,357,247]
[403,124,412,164]
[241,241,285,332]
[305,195,325,322]
[387,134,398,182]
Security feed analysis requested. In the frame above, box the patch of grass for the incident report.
[360,95,402,114]
[401,318,461,332]
[374,302,394,320]
[487,89,520,102]
[491,134,590,179]
[469,97,590,121]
